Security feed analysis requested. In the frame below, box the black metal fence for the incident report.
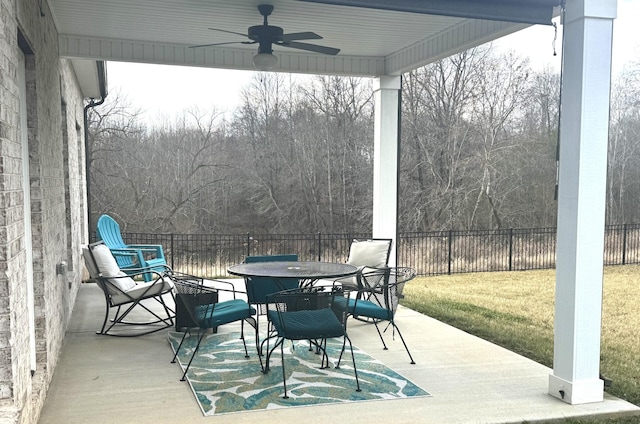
[94,224,640,277]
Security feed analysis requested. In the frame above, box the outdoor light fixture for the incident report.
[253,52,277,71]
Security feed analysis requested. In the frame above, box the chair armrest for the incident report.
[129,244,164,252]
[128,244,165,258]
[109,249,139,257]
[109,247,167,270]
[333,266,389,291]
[129,244,163,249]
[203,278,247,299]
[166,273,246,299]
[102,266,166,280]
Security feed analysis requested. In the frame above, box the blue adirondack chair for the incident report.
[96,214,169,282]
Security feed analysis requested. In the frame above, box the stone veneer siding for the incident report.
[0,0,90,422]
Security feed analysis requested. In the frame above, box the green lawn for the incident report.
[402,266,640,423]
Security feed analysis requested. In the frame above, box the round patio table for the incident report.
[228,261,358,286]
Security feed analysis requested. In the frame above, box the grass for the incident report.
[402,265,640,423]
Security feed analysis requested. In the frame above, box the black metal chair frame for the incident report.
[169,274,257,381]
[84,241,175,337]
[340,267,417,364]
[243,254,300,371]
[337,238,393,323]
[264,287,361,399]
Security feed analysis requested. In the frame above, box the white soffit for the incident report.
[50,0,556,76]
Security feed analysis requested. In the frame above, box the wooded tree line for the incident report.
[88,45,640,234]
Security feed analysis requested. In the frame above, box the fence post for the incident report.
[448,230,453,275]
[622,224,627,265]
[246,232,251,258]
[508,228,513,271]
[170,233,175,269]
[317,232,322,261]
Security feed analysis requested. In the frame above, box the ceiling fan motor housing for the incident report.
[248,25,284,41]
[249,25,283,53]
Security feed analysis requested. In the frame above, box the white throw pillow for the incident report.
[91,244,136,292]
[347,239,391,268]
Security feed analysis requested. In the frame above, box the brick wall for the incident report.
[0,0,89,422]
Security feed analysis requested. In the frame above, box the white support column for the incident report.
[372,75,401,267]
[549,0,616,405]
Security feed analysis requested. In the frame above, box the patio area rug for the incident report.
[168,331,430,415]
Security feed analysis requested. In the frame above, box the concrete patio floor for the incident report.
[38,282,639,424]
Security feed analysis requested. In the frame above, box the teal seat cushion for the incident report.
[348,298,392,321]
[195,299,256,328]
[268,308,343,339]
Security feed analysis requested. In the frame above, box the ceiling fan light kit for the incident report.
[191,4,339,71]
[253,51,278,70]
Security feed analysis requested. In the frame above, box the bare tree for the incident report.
[401,48,486,230]
[466,51,531,228]
[608,64,640,223]
[87,90,146,228]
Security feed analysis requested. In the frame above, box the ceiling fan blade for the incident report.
[190,41,255,48]
[280,41,340,55]
[208,28,250,38]
[281,31,323,42]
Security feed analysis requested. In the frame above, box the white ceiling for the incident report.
[50,0,558,77]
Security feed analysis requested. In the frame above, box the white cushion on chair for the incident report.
[110,277,173,305]
[347,240,391,268]
[91,244,136,292]
[82,245,99,278]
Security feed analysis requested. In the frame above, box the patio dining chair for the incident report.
[82,241,175,336]
[243,254,300,369]
[168,274,257,381]
[264,287,361,399]
[96,214,169,282]
[336,267,417,364]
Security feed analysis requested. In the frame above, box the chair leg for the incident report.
[181,331,206,381]
[318,339,330,369]
[171,329,190,364]
[240,317,256,359]
[279,341,289,399]
[390,322,416,364]
[335,336,348,369]
[97,302,114,335]
[345,335,361,392]
[263,336,281,374]
[373,321,389,350]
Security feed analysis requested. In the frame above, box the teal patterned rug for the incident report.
[168,331,430,415]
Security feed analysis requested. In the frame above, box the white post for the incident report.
[372,76,401,267]
[549,0,616,405]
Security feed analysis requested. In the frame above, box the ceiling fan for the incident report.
[190,4,340,70]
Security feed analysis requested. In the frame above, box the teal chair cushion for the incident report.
[347,298,392,321]
[267,308,343,339]
[195,299,256,328]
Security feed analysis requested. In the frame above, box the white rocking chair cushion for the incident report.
[110,277,173,305]
[91,244,136,292]
[347,239,391,268]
